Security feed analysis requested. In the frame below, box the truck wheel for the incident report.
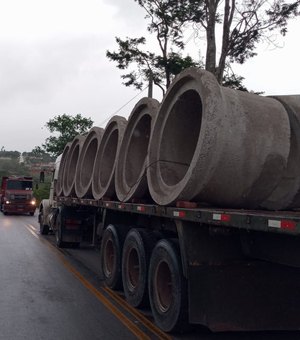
[39,210,49,235]
[122,229,156,308]
[55,210,65,248]
[30,211,35,216]
[148,239,188,333]
[100,224,126,290]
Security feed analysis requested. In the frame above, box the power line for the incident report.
[96,85,149,128]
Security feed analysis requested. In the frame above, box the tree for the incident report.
[43,114,93,157]
[107,0,203,96]
[23,146,55,164]
[107,0,299,92]
[198,0,300,83]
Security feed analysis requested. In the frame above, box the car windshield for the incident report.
[7,180,33,190]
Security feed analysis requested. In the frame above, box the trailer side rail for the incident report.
[56,197,300,236]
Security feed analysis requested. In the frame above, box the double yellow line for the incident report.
[26,224,172,340]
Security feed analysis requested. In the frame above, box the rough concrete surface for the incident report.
[56,142,71,197]
[75,127,104,198]
[92,116,127,200]
[115,97,159,202]
[63,135,86,197]
[147,68,291,207]
[261,95,300,210]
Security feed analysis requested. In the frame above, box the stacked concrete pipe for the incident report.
[63,135,86,197]
[75,127,104,198]
[115,97,159,202]
[147,67,291,208]
[56,142,71,197]
[92,116,127,200]
[261,95,300,210]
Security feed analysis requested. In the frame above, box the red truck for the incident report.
[0,176,36,216]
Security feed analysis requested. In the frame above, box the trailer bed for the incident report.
[56,196,300,236]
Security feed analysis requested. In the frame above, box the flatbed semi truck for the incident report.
[39,188,300,333]
[39,69,300,333]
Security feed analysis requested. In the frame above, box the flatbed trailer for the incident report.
[39,195,300,333]
[57,196,300,236]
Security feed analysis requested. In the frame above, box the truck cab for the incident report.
[0,176,36,215]
[38,155,62,234]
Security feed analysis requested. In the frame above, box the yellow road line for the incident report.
[103,287,172,340]
[61,257,150,339]
[46,242,150,340]
[27,226,170,339]
[25,226,38,239]
[27,224,37,232]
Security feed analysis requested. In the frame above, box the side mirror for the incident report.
[40,171,45,183]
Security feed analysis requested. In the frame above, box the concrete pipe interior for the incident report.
[125,115,151,187]
[56,144,70,196]
[99,129,119,188]
[81,138,98,188]
[159,90,202,186]
[67,144,80,189]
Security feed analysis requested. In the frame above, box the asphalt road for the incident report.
[1,212,300,340]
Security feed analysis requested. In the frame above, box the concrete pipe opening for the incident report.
[92,116,127,200]
[75,127,103,198]
[115,97,159,202]
[148,67,290,207]
[56,143,71,197]
[159,90,202,187]
[63,135,85,197]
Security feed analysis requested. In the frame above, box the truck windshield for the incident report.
[7,180,33,190]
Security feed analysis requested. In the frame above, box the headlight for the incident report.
[30,200,36,206]
[5,200,10,204]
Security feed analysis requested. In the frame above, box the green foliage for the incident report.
[107,0,203,95]
[43,114,93,157]
[0,149,21,159]
[23,147,55,164]
[33,181,51,206]
[108,0,300,91]
[0,159,30,179]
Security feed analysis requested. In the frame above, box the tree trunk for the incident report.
[216,0,235,83]
[205,0,218,76]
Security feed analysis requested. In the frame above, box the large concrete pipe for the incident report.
[56,142,71,197]
[92,116,127,200]
[261,95,300,210]
[115,98,159,202]
[147,68,290,208]
[75,127,104,198]
[62,135,86,197]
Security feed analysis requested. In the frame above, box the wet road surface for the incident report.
[1,213,300,340]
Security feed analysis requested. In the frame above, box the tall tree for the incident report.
[199,0,300,83]
[107,0,299,92]
[43,114,93,157]
[107,0,203,96]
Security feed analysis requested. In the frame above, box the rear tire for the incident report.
[40,224,49,235]
[148,239,189,333]
[55,210,65,248]
[122,228,156,307]
[39,210,49,235]
[100,224,126,290]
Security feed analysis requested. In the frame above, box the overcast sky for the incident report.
[0,0,299,152]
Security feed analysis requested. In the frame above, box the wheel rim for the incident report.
[103,237,115,278]
[127,247,140,292]
[154,259,172,313]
